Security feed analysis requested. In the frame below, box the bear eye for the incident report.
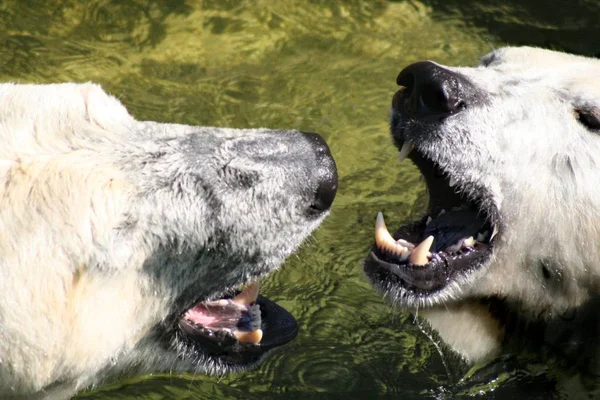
[575,109,600,131]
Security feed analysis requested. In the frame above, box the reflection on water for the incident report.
[1,0,599,398]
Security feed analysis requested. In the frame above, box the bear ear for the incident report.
[79,83,134,131]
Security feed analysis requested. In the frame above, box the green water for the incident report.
[1,0,599,398]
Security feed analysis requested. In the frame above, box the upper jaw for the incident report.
[391,86,501,227]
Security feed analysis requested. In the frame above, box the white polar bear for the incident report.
[366,47,600,365]
[0,83,337,398]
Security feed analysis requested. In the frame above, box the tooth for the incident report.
[490,225,498,241]
[409,236,434,266]
[398,142,413,162]
[375,212,394,246]
[375,212,408,256]
[438,209,446,216]
[249,304,261,317]
[449,177,457,187]
[231,281,259,306]
[426,216,432,225]
[445,243,462,253]
[234,329,263,344]
[396,239,414,249]
[463,237,475,247]
[400,248,411,261]
[476,232,485,242]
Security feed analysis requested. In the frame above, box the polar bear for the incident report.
[0,83,337,398]
[365,47,600,365]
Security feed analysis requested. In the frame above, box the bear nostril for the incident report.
[419,83,449,114]
[300,132,338,216]
[309,175,337,213]
[395,61,468,119]
[396,72,415,97]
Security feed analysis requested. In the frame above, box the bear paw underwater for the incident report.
[366,47,600,365]
[0,83,337,398]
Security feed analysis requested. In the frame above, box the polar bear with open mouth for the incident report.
[0,83,337,398]
[366,47,600,364]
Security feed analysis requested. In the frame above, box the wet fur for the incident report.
[0,83,330,397]
[386,47,600,363]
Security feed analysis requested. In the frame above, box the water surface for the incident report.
[1,1,599,398]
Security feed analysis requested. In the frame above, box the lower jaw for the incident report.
[365,244,493,306]
[366,210,494,303]
[178,295,298,367]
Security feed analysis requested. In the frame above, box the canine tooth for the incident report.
[449,177,457,187]
[375,212,408,255]
[234,329,263,344]
[438,209,446,216]
[398,142,414,162]
[426,216,432,225]
[375,212,395,247]
[231,281,259,306]
[463,237,475,247]
[476,232,485,242]
[409,236,434,266]
[490,225,498,241]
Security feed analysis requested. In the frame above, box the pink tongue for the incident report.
[182,282,263,344]
[186,304,222,327]
[184,282,261,328]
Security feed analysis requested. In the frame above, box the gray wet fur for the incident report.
[126,123,331,308]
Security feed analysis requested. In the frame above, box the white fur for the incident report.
[0,83,330,398]
[384,47,600,363]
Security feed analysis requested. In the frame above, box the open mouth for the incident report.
[177,282,297,365]
[365,142,498,301]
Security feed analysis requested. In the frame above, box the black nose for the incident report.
[301,132,338,215]
[395,61,469,119]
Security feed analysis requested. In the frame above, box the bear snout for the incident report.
[394,61,482,121]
